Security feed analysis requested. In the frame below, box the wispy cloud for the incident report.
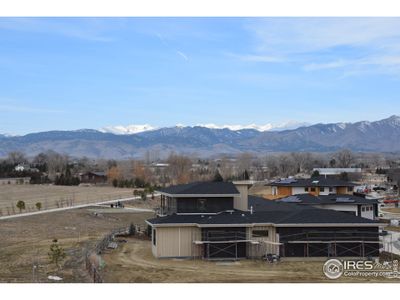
[176,51,189,61]
[303,59,349,71]
[241,18,400,77]
[156,33,189,61]
[227,53,284,63]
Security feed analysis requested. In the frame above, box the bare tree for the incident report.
[7,151,27,165]
[335,149,354,168]
[237,153,253,174]
[45,151,69,180]
[265,155,279,178]
[290,152,315,173]
[277,154,297,177]
[218,156,235,180]
[166,154,192,184]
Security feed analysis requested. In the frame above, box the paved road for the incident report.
[0,195,156,221]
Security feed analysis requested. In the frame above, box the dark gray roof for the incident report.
[158,181,239,195]
[248,195,313,212]
[278,194,379,205]
[268,176,356,187]
[147,207,380,226]
[88,171,106,177]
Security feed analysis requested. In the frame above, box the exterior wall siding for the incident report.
[312,204,358,215]
[277,186,292,196]
[360,205,375,219]
[154,227,201,258]
[234,184,248,211]
[337,186,352,194]
[310,204,374,220]
[247,226,278,258]
[292,187,308,195]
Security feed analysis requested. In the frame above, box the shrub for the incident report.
[35,202,42,211]
[16,200,25,213]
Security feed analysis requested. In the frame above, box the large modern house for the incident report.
[267,177,356,197]
[146,181,384,260]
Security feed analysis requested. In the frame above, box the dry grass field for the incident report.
[0,206,154,283]
[382,207,400,214]
[101,238,399,283]
[0,185,137,216]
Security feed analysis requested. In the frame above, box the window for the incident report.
[197,199,206,212]
[362,207,366,212]
[305,187,309,192]
[152,229,156,246]
[320,187,325,192]
[347,187,354,192]
[272,187,277,195]
[310,187,316,192]
[329,187,333,192]
[252,230,269,237]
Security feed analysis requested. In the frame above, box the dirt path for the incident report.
[101,239,330,283]
[101,238,400,283]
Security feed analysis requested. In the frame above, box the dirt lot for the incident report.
[0,206,154,283]
[0,185,142,216]
[382,207,400,214]
[101,238,400,283]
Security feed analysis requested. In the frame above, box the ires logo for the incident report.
[323,259,399,279]
[343,260,374,270]
[323,259,344,279]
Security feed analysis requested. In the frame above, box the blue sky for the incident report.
[1,17,400,135]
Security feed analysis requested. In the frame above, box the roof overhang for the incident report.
[146,221,274,228]
[157,191,240,198]
[146,220,385,228]
[276,223,387,227]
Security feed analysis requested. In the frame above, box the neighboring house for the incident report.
[267,176,356,197]
[0,177,31,185]
[313,168,362,176]
[146,181,383,260]
[14,164,39,173]
[277,194,378,220]
[80,171,107,184]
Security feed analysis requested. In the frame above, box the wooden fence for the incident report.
[84,224,150,283]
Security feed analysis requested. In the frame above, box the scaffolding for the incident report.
[279,230,381,258]
[193,229,282,260]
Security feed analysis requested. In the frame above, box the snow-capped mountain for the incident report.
[1,116,400,158]
[99,120,308,135]
[100,124,156,135]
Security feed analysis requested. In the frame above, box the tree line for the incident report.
[0,149,399,187]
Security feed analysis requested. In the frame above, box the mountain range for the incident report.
[1,115,400,159]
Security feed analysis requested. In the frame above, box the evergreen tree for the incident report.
[311,170,320,178]
[242,170,250,180]
[213,170,224,182]
[48,239,66,269]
